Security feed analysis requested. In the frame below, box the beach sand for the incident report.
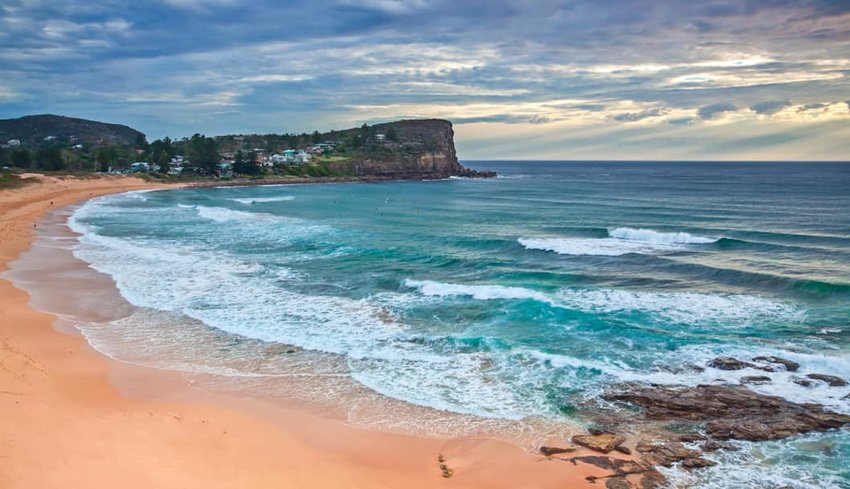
[0,174,614,488]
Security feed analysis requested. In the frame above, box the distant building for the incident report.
[43,135,57,142]
[7,139,21,147]
[218,162,233,178]
[375,133,386,142]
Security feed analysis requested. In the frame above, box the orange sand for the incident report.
[0,174,611,488]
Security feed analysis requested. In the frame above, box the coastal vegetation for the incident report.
[0,114,492,181]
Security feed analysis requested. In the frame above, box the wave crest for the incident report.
[229,196,295,204]
[519,227,718,256]
[608,227,718,244]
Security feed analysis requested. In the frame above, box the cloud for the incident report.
[750,100,791,115]
[0,0,848,159]
[698,103,738,119]
[612,108,668,122]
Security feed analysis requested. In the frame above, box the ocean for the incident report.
[64,161,850,487]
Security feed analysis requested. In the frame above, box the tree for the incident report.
[37,145,65,171]
[233,150,260,175]
[96,146,118,172]
[10,148,31,169]
[386,126,398,141]
[135,132,148,150]
[148,139,171,173]
[186,134,219,175]
[311,130,322,144]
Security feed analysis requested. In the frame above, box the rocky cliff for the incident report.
[325,119,493,179]
[0,114,145,147]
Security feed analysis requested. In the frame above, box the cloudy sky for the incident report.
[1,0,848,160]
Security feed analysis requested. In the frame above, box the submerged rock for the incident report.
[635,441,708,468]
[700,440,738,452]
[708,357,755,370]
[605,384,850,442]
[572,433,627,453]
[806,373,848,387]
[752,356,800,372]
[567,456,649,476]
[740,375,772,385]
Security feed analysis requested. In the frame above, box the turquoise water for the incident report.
[69,161,850,487]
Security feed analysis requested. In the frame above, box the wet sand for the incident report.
[0,174,615,488]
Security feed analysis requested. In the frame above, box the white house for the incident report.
[7,139,21,147]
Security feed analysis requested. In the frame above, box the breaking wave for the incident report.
[519,227,719,256]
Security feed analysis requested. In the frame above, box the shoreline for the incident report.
[176,170,496,188]
[0,174,608,488]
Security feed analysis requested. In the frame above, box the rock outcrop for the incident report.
[325,119,494,179]
[605,384,850,441]
[572,433,626,453]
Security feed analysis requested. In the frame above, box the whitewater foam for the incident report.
[519,227,719,256]
[403,279,802,326]
[608,227,718,244]
[403,279,550,302]
[229,196,296,204]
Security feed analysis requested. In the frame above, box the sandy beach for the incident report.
[0,174,614,489]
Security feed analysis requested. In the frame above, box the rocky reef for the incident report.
[538,356,850,488]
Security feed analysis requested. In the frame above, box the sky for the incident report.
[1,0,848,160]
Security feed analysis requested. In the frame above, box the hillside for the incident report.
[216,119,492,179]
[0,114,145,147]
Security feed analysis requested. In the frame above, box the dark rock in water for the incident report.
[740,375,772,385]
[606,477,633,489]
[639,470,667,489]
[605,384,850,441]
[635,441,704,467]
[752,356,800,372]
[572,433,627,453]
[701,440,738,452]
[567,456,649,476]
[614,445,632,455]
[539,446,576,456]
[806,373,848,387]
[708,357,755,370]
[680,457,718,469]
[677,434,706,443]
[793,377,814,387]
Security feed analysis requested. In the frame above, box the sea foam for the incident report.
[519,226,719,256]
[229,196,295,204]
[403,279,801,326]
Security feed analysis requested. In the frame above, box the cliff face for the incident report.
[326,119,491,179]
[0,114,145,147]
